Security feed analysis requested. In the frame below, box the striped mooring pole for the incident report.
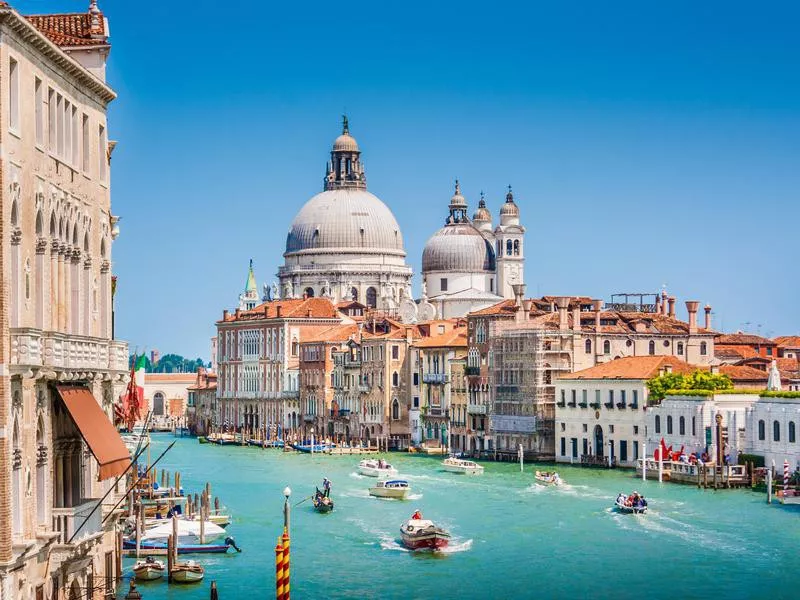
[282,530,291,599]
[784,459,789,493]
[275,542,284,599]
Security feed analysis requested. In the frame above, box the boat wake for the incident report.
[349,472,366,479]
[439,538,473,553]
[379,535,410,552]
[406,493,424,500]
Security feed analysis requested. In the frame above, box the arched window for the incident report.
[304,287,314,298]
[36,416,47,525]
[392,371,399,387]
[655,415,661,434]
[153,392,165,416]
[291,337,298,357]
[392,399,400,421]
[366,287,377,308]
[513,240,520,255]
[585,339,592,354]
[758,419,765,441]
[679,416,685,435]
[648,340,656,355]
[667,415,673,434]
[603,340,610,355]
[350,287,358,302]
[773,420,780,442]
[789,421,796,443]
[700,342,707,356]
[677,342,684,355]
[506,240,512,256]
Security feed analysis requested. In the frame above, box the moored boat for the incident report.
[614,492,648,514]
[133,556,165,581]
[292,442,333,453]
[442,457,484,475]
[170,560,204,583]
[123,539,237,554]
[369,479,410,499]
[358,458,398,477]
[139,519,226,544]
[312,489,334,513]
[399,517,450,551]
[534,471,563,486]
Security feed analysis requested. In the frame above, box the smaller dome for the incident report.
[333,133,359,153]
[473,193,491,223]
[422,224,496,273]
[449,180,466,208]
[500,186,519,217]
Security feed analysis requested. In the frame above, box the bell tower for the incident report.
[495,186,526,300]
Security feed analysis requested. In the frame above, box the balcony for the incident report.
[423,373,450,384]
[556,400,566,408]
[467,404,486,415]
[303,414,316,423]
[616,402,627,409]
[604,402,614,409]
[52,499,103,545]
[590,402,601,410]
[330,409,351,418]
[11,328,129,373]
[578,401,588,409]
[358,385,370,393]
[465,366,481,377]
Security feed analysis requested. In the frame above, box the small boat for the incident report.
[369,479,410,499]
[312,489,334,513]
[534,471,563,486]
[291,442,333,453]
[133,556,165,581]
[123,539,235,554]
[171,560,204,583]
[399,518,450,551]
[358,459,398,477]
[442,457,484,475]
[614,492,648,514]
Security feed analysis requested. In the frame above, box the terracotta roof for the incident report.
[144,373,197,383]
[26,11,108,48]
[715,333,775,346]
[774,336,800,348]
[715,347,748,361]
[468,299,517,317]
[716,344,758,359]
[559,356,695,381]
[718,364,769,383]
[220,297,339,322]
[520,309,712,336]
[302,324,359,344]
[414,329,468,349]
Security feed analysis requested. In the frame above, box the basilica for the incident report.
[270,118,526,320]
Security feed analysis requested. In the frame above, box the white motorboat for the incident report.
[133,557,165,581]
[369,479,410,499]
[614,492,648,514]
[534,471,563,486]
[442,457,484,475]
[358,459,398,478]
[139,519,226,544]
[170,560,204,583]
[399,518,450,551]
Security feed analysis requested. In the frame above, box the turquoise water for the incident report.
[123,434,799,599]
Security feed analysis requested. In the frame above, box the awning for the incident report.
[56,385,131,480]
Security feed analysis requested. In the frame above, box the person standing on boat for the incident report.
[411,509,422,520]
[322,477,332,497]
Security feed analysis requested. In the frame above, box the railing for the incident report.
[590,402,601,409]
[303,414,315,422]
[11,328,129,373]
[465,366,481,376]
[423,373,450,384]
[467,404,486,414]
[330,409,351,418]
[358,385,370,393]
[52,499,103,544]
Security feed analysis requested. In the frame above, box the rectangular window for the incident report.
[633,440,639,461]
[56,93,64,155]
[582,438,588,455]
[621,390,626,405]
[632,390,639,407]
[633,425,639,435]
[64,101,72,163]
[490,279,494,292]
[571,438,578,459]
[595,389,600,404]
[82,114,90,172]
[609,424,614,434]
[35,77,43,145]
[440,278,448,292]
[560,437,566,457]
[48,88,56,150]
[71,106,79,165]
[98,124,107,181]
[582,389,588,403]
[620,440,628,462]
[392,345,399,360]
[413,372,419,386]
[413,396,419,408]
[9,58,19,132]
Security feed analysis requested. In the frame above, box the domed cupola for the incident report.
[325,115,366,190]
[422,181,496,274]
[472,191,493,232]
[499,185,520,225]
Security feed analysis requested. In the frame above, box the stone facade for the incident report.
[745,395,800,469]
[0,3,129,599]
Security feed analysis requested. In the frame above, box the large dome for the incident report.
[285,189,406,255]
[422,224,495,273]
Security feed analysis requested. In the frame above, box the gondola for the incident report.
[312,488,334,513]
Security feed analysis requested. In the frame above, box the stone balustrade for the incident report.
[10,328,128,374]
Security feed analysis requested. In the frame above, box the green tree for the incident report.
[647,370,733,403]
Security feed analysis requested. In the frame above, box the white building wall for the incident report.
[746,397,800,470]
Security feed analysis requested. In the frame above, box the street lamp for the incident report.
[283,486,291,533]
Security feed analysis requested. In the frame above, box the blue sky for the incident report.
[18,1,800,359]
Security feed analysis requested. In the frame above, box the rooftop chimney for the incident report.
[223,309,229,320]
[704,305,712,330]
[276,305,282,318]
[264,305,269,318]
[592,299,603,331]
[235,308,241,319]
[556,297,570,331]
[511,283,526,307]
[685,301,700,334]
[661,290,668,315]
[572,304,581,332]
[522,299,533,314]
[668,296,676,318]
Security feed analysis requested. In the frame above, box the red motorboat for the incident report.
[399,517,450,551]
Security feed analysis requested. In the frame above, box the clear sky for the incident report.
[18,1,800,359]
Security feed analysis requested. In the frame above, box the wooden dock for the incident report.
[636,459,750,488]
[324,446,379,455]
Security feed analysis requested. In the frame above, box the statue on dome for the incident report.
[272,281,280,300]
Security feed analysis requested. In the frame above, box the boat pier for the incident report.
[635,459,750,488]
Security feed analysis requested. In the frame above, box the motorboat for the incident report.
[399,518,450,551]
[123,536,241,555]
[614,492,648,514]
[442,457,484,475]
[132,557,165,581]
[170,560,204,583]
[358,459,398,477]
[369,479,410,499]
[291,442,333,453]
[139,519,226,544]
[534,471,563,486]
[312,489,334,513]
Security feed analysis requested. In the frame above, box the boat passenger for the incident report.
[411,510,422,520]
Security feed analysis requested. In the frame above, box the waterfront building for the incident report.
[331,337,364,442]
[413,324,468,451]
[141,372,195,428]
[555,356,694,467]
[646,392,761,463]
[187,367,217,436]
[215,295,343,436]
[278,119,413,310]
[449,356,469,452]
[745,394,800,469]
[0,2,131,597]
[420,183,524,319]
[298,324,357,439]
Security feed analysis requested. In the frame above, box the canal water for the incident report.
[122,434,799,599]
